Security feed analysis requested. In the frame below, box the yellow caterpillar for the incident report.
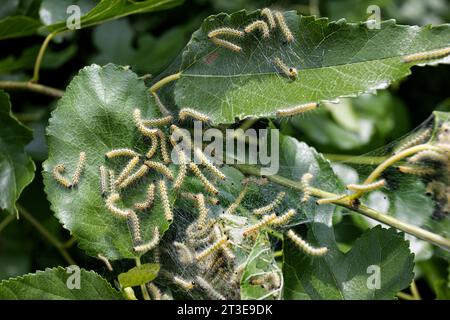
[276,102,318,118]
[286,229,328,256]
[133,227,160,253]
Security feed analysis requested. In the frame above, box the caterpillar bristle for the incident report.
[273,57,298,80]
[105,148,139,159]
[156,130,171,164]
[127,210,142,245]
[208,27,244,39]
[173,146,187,189]
[272,208,296,226]
[243,213,277,237]
[397,165,436,176]
[71,151,86,187]
[393,129,431,154]
[194,148,226,180]
[105,193,131,218]
[300,173,313,202]
[189,162,219,195]
[225,184,248,215]
[261,8,276,29]
[52,164,72,188]
[115,156,140,186]
[274,11,294,43]
[173,241,194,265]
[141,115,173,127]
[108,169,116,194]
[145,133,159,159]
[210,37,242,52]
[144,160,174,180]
[347,179,386,192]
[286,229,328,256]
[195,193,209,230]
[179,108,211,123]
[99,165,108,197]
[134,183,155,210]
[133,227,160,253]
[408,150,447,163]
[97,254,113,271]
[252,191,285,215]
[244,20,270,38]
[173,276,195,291]
[133,109,158,137]
[158,180,173,222]
[402,47,450,63]
[118,164,149,189]
[195,276,226,300]
[276,102,318,118]
[196,236,228,261]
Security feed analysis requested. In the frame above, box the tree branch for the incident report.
[0,81,64,98]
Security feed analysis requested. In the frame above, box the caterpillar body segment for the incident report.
[402,47,450,63]
[189,162,219,195]
[195,235,229,261]
[194,147,226,180]
[225,184,248,215]
[252,191,285,215]
[134,183,155,210]
[133,109,158,137]
[272,208,296,226]
[243,213,277,237]
[173,241,194,265]
[286,229,328,256]
[118,164,149,189]
[141,115,173,127]
[316,194,348,205]
[273,57,298,80]
[156,130,171,164]
[207,27,245,39]
[244,20,270,38]
[393,129,431,154]
[300,173,313,202]
[115,156,140,186]
[173,147,187,189]
[397,166,436,176]
[276,102,318,118]
[106,148,139,159]
[408,150,447,163]
[261,8,276,29]
[179,108,211,123]
[53,164,72,188]
[99,165,108,196]
[70,151,86,187]
[152,92,171,117]
[195,276,226,300]
[173,276,195,291]
[347,179,386,192]
[133,227,160,253]
[144,160,174,180]
[210,37,242,52]
[274,11,294,43]
[127,210,142,244]
[145,133,159,159]
[158,180,173,222]
[195,193,209,230]
[97,254,113,271]
[108,170,116,194]
[105,193,131,218]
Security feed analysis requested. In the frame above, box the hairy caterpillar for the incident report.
[127,211,142,245]
[241,176,269,186]
[52,164,71,188]
[397,165,436,176]
[141,115,173,127]
[274,11,294,43]
[195,276,226,300]
[144,160,174,180]
[134,183,155,210]
[158,180,173,221]
[243,213,277,237]
[212,225,235,261]
[173,276,195,291]
[276,102,318,118]
[231,263,246,284]
[181,192,219,206]
[272,208,296,226]
[261,8,276,29]
[108,169,116,194]
[408,150,447,163]
[347,179,386,192]
[196,235,228,261]
[179,108,211,123]
[173,146,187,189]
[194,148,226,180]
[99,165,108,197]
[300,173,313,202]
[115,156,140,186]
[71,152,86,187]
[273,57,298,80]
[118,165,149,189]
[244,20,270,38]
[146,282,162,300]
[252,191,285,215]
[208,27,244,39]
[219,213,246,226]
[133,227,160,253]
[286,229,328,256]
[153,246,161,264]
[157,130,171,164]
[105,193,131,218]
[173,241,194,265]
[133,109,158,137]
[210,37,242,52]
[97,254,113,271]
[105,148,139,159]
[189,162,219,194]
[145,132,159,159]
[225,186,248,216]
[393,129,431,154]
[402,47,450,63]
[316,194,348,205]
[195,193,209,230]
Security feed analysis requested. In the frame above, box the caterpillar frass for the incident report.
[393,128,431,154]
[134,183,155,210]
[146,282,162,300]
[274,11,294,43]
[71,151,86,187]
[194,147,226,180]
[108,169,116,194]
[105,148,139,159]
[115,156,140,186]
[408,150,447,163]
[173,146,187,189]
[225,184,248,215]
[208,27,245,39]
[179,108,211,123]
[133,109,158,137]
[316,194,348,205]
[127,210,142,245]
[52,164,72,188]
[144,160,174,180]
[397,165,436,176]
[243,213,277,237]
[347,179,386,192]
[173,241,194,265]
[276,102,318,118]
[273,57,298,80]
[272,208,296,226]
[195,276,226,300]
[261,8,276,29]
[210,37,242,52]
[141,115,173,127]
[99,165,108,197]
[286,229,328,256]
[189,162,219,195]
[173,276,195,291]
[97,254,113,271]
[244,20,270,38]
[156,130,171,164]
[118,164,149,189]
[195,235,229,261]
[105,193,131,218]
[158,180,173,222]
[133,227,160,253]
[252,191,286,215]
[402,47,450,63]
[195,193,209,230]
[145,132,159,159]
[300,173,313,202]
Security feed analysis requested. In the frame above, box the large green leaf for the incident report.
[43,64,171,260]
[0,267,122,300]
[118,263,159,288]
[0,15,42,40]
[0,91,35,215]
[174,10,450,124]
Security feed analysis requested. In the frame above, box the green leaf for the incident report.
[0,15,42,40]
[0,267,122,300]
[118,263,159,288]
[174,10,450,124]
[283,225,414,299]
[43,64,171,260]
[43,0,184,33]
[0,91,35,215]
[240,233,281,300]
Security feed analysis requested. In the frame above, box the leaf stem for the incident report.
[396,292,416,300]
[149,72,181,93]
[235,164,450,251]
[0,214,15,233]
[324,153,388,165]
[0,81,64,98]
[135,257,151,300]
[31,31,58,83]
[410,280,421,300]
[17,204,76,265]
